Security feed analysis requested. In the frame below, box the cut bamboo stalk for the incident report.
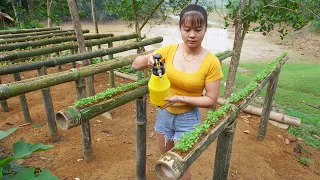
[55,85,148,130]
[0,30,90,44]
[56,52,62,71]
[0,33,136,62]
[0,27,61,35]
[136,97,147,180]
[0,77,8,112]
[108,42,114,88]
[0,33,114,51]
[0,29,75,39]
[258,69,281,141]
[12,72,32,123]
[154,54,289,179]
[216,98,301,126]
[37,67,59,142]
[0,37,162,75]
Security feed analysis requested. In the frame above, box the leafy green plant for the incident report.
[298,157,312,166]
[74,78,149,108]
[0,127,58,179]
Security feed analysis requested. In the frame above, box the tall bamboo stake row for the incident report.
[0,37,160,76]
[0,27,61,35]
[154,54,289,180]
[0,29,79,39]
[0,30,90,44]
[0,34,137,62]
[0,33,115,51]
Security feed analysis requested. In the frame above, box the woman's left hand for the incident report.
[161,96,181,109]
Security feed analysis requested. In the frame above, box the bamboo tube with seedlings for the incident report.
[0,37,162,75]
[0,77,8,112]
[0,27,60,35]
[154,54,289,180]
[37,66,59,142]
[0,29,76,39]
[12,72,32,123]
[0,33,115,51]
[0,33,137,62]
[0,30,90,44]
[0,52,150,101]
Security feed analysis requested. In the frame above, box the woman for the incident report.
[132,4,223,180]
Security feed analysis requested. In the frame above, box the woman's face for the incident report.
[180,19,206,48]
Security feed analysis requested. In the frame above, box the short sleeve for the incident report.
[154,44,173,63]
[205,55,223,83]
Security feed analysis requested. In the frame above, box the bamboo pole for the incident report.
[0,34,136,62]
[108,42,114,88]
[0,37,162,75]
[136,96,147,180]
[37,67,59,142]
[86,46,95,96]
[0,30,90,44]
[55,85,149,130]
[213,120,237,180]
[56,52,62,71]
[154,55,289,179]
[0,33,115,51]
[12,72,32,123]
[0,77,9,112]
[0,29,76,39]
[0,27,60,35]
[257,69,281,141]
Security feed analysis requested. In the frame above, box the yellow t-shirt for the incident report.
[154,44,223,114]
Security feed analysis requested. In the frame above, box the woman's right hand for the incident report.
[147,53,155,68]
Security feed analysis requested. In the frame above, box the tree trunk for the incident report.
[10,0,18,23]
[90,0,99,34]
[224,0,246,98]
[47,0,53,27]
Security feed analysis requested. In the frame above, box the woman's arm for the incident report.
[163,79,220,109]
[132,53,154,70]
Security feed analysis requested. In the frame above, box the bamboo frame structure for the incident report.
[0,29,76,39]
[0,30,90,44]
[154,55,289,180]
[0,33,114,51]
[0,34,137,62]
[0,27,60,35]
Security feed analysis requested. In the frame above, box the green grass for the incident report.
[220,61,320,148]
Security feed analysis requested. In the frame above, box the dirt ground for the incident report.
[1,19,320,179]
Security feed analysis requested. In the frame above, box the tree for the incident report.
[47,0,53,27]
[223,0,319,98]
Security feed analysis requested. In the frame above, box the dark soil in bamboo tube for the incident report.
[0,64,319,179]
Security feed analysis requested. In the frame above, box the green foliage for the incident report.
[298,157,312,166]
[74,78,149,108]
[0,127,18,140]
[225,0,319,38]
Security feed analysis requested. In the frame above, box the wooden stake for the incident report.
[38,67,59,142]
[136,97,147,180]
[56,52,62,71]
[0,77,9,112]
[257,70,280,141]
[213,120,237,180]
[108,42,114,88]
[13,72,32,123]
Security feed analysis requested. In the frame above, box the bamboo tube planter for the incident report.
[0,37,161,75]
[0,29,76,39]
[0,30,90,44]
[0,27,61,35]
[55,85,148,129]
[0,33,115,51]
[154,54,289,180]
[0,34,137,62]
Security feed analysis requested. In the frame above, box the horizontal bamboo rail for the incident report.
[0,37,159,75]
[0,33,114,51]
[0,29,74,39]
[55,85,149,130]
[154,55,289,179]
[0,27,61,35]
[0,30,90,44]
[0,33,135,62]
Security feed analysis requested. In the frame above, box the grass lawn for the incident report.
[220,60,320,148]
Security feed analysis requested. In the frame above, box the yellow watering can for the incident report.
[148,54,171,107]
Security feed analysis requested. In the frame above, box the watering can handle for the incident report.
[154,54,162,67]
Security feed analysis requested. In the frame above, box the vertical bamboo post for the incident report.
[257,70,280,141]
[56,51,62,71]
[13,72,32,123]
[0,77,9,112]
[108,42,114,88]
[136,96,147,180]
[70,49,76,68]
[213,119,238,180]
[37,67,59,142]
[87,46,95,96]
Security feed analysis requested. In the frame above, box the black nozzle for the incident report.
[152,54,165,76]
